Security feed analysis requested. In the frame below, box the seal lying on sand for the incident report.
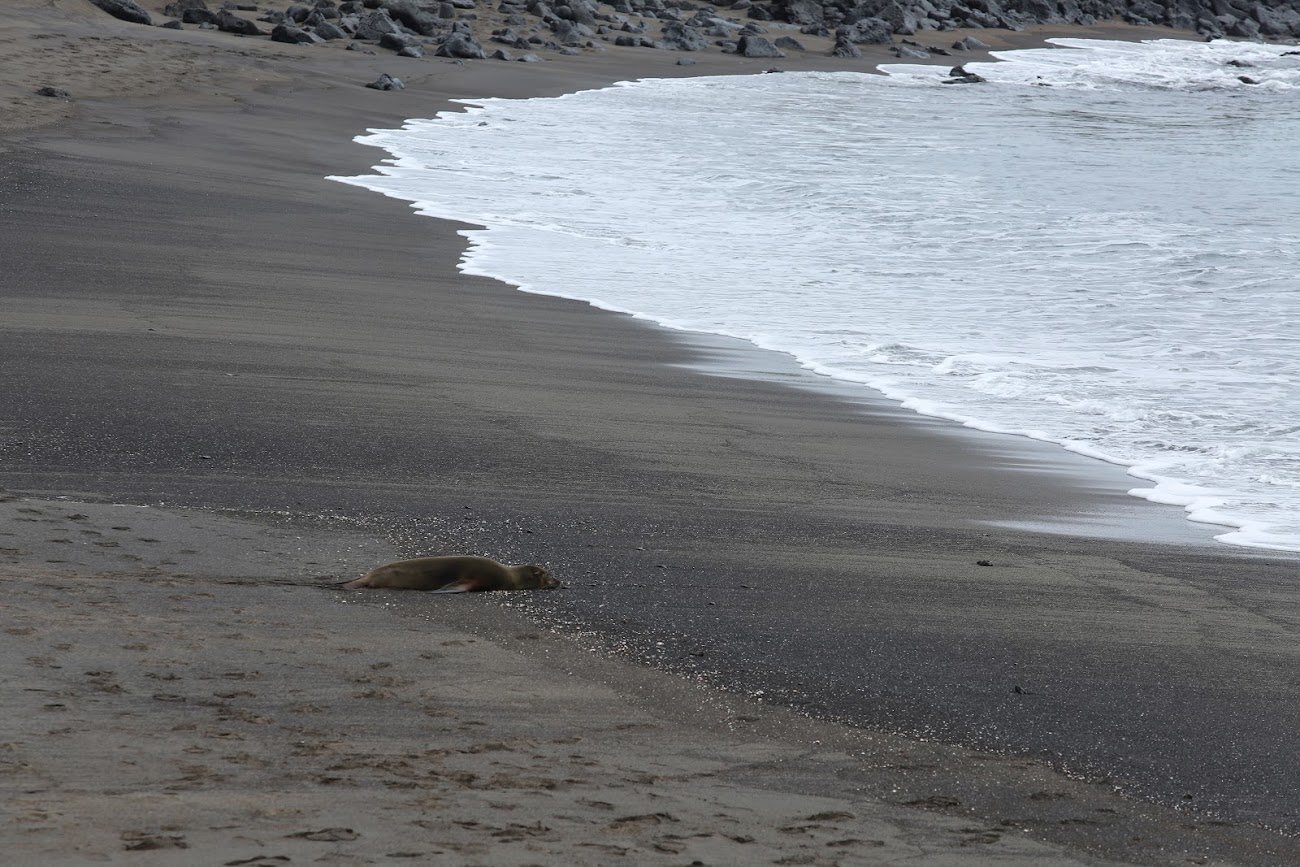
[343,556,559,593]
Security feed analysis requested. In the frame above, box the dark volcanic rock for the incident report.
[759,0,1255,40]
[952,35,991,50]
[773,35,805,50]
[364,72,406,89]
[660,21,709,49]
[216,10,265,34]
[181,8,219,24]
[736,34,784,56]
[162,0,207,15]
[943,64,986,83]
[780,0,824,25]
[272,23,324,42]
[88,0,153,25]
[354,10,405,39]
[830,33,861,56]
[380,29,423,49]
[839,17,892,44]
[314,20,349,38]
[550,18,586,43]
[438,31,488,57]
[383,0,444,35]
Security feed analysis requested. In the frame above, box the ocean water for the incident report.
[332,38,1300,554]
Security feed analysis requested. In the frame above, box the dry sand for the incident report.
[3,2,1300,864]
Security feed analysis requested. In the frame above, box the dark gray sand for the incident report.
[2,4,1299,863]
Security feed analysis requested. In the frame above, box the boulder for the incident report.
[272,23,324,42]
[364,73,406,89]
[773,34,805,49]
[354,9,404,38]
[551,18,585,43]
[875,0,921,33]
[438,31,487,56]
[383,0,444,35]
[952,35,990,49]
[943,64,985,83]
[660,21,709,49]
[216,10,264,34]
[181,8,218,23]
[839,17,891,43]
[735,33,784,56]
[88,0,152,24]
[314,20,349,37]
[1252,2,1294,36]
[830,33,861,56]
[162,0,207,15]
[782,0,824,25]
[1226,14,1260,37]
[380,29,422,49]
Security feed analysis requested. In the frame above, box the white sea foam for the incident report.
[331,38,1300,553]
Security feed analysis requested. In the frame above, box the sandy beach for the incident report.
[3,1,1299,863]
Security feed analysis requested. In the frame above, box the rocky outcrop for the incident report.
[77,0,1300,67]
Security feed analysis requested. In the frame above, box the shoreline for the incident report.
[332,37,1300,559]
[4,3,1300,862]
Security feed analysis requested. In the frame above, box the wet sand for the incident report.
[3,2,1299,863]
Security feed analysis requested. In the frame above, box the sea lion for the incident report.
[343,555,559,593]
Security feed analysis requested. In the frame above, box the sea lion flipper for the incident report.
[432,579,478,594]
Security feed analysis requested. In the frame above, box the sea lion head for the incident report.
[523,564,560,590]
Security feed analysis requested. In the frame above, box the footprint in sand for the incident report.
[287,828,359,842]
[121,831,188,851]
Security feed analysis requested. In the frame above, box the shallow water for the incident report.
[332,38,1300,553]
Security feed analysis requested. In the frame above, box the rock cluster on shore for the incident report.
[87,0,1300,65]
